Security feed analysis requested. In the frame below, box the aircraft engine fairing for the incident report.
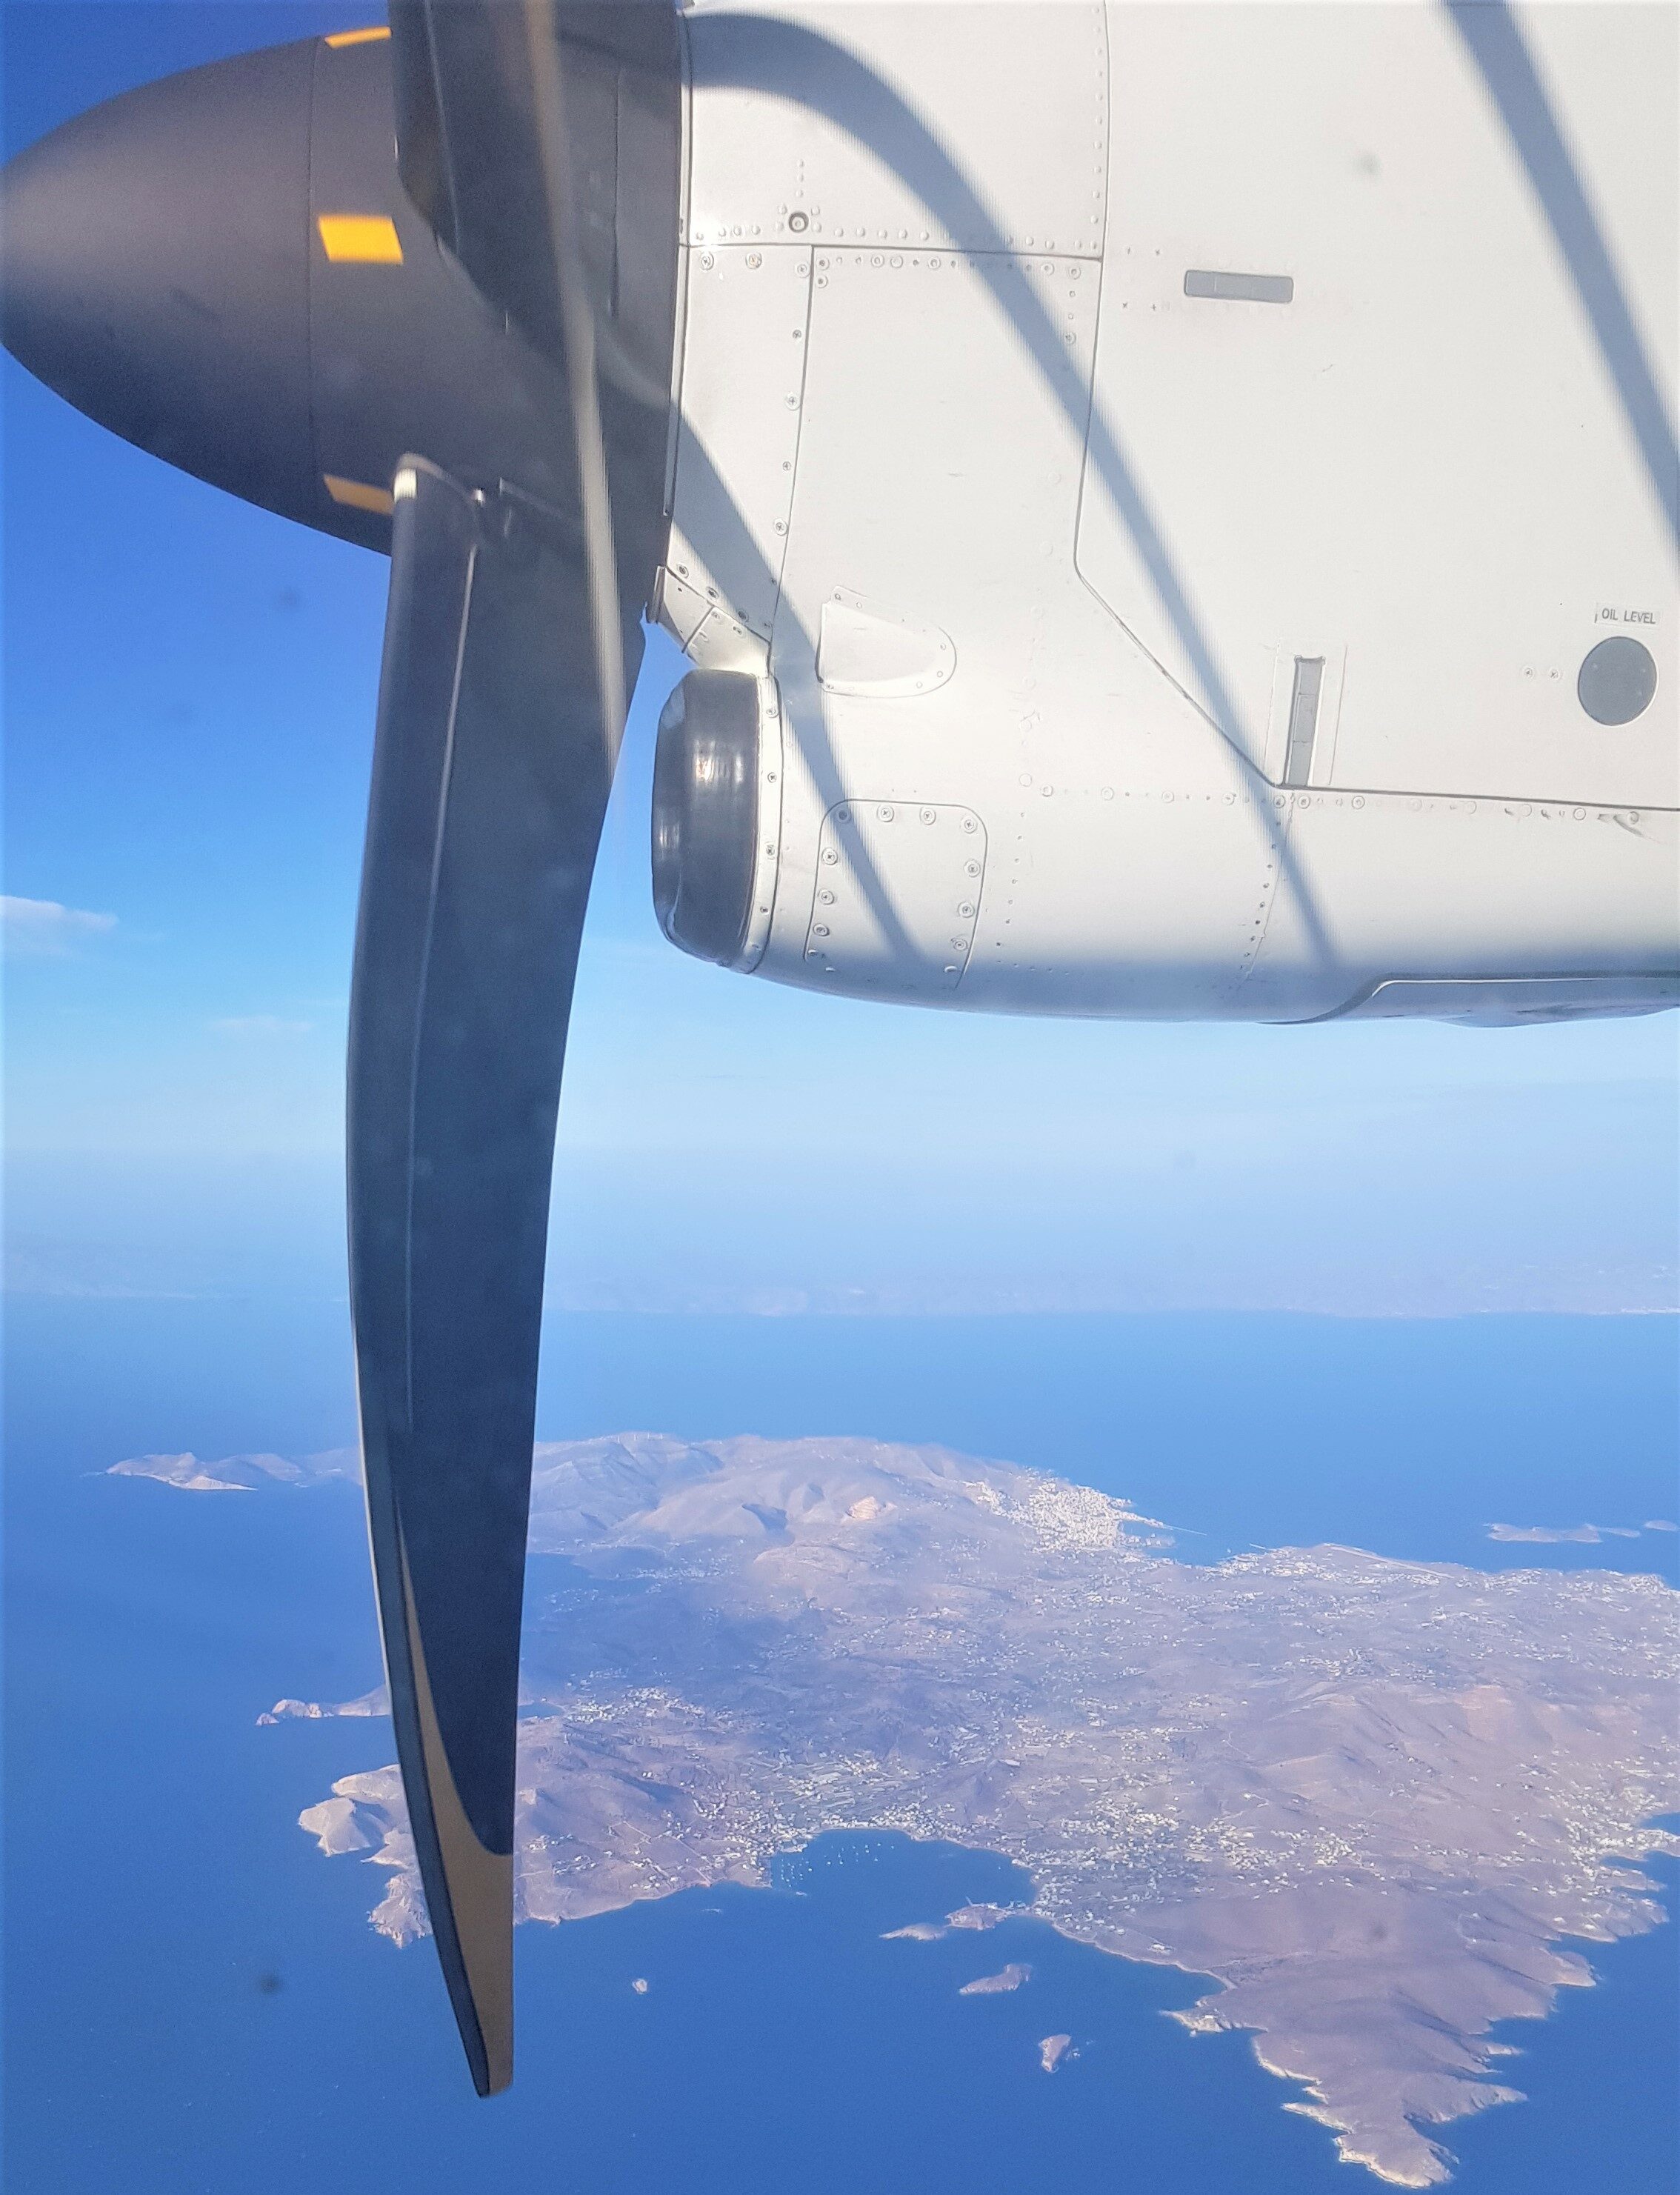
[653,1,1677,1027]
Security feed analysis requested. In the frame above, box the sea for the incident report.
[5,1302,1677,2194]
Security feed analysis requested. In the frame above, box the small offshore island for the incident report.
[120,1433,1679,2187]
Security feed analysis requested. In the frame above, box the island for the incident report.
[958,1962,1033,1996]
[241,1432,1676,2188]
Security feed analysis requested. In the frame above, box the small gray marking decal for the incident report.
[1184,270,1295,304]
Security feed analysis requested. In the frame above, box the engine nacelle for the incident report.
[652,670,784,970]
[644,1,1677,1027]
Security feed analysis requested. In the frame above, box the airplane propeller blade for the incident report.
[0,4,681,2098]
[349,456,615,2096]
[356,4,678,2094]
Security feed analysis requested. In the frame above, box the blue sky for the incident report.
[4,1,1676,1317]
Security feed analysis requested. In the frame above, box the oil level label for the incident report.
[804,802,987,996]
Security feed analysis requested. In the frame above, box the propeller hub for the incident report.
[1,42,316,522]
[1,33,580,549]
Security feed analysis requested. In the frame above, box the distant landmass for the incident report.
[109,1448,357,1492]
[1039,2031,1076,2074]
[1485,1518,1677,1545]
[959,1962,1033,1996]
[128,1433,1679,2188]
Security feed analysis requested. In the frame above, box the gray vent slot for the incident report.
[1184,270,1295,304]
[1282,656,1325,786]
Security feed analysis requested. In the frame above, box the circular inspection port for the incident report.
[1577,636,1657,725]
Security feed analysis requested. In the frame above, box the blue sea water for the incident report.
[4,1304,1677,2194]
